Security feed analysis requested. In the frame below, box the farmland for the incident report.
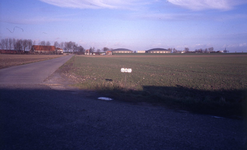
[0,54,64,69]
[60,54,247,118]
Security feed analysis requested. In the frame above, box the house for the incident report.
[85,49,90,55]
[106,51,112,55]
[56,48,63,54]
[111,48,133,53]
[146,48,171,53]
[30,45,56,54]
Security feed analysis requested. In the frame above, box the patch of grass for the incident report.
[59,55,247,118]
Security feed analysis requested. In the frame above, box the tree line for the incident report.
[0,38,33,51]
[0,38,86,54]
[1,38,226,54]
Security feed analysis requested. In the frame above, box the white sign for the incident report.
[121,68,132,73]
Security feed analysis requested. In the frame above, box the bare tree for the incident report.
[60,42,64,49]
[15,39,23,50]
[5,38,9,50]
[27,39,33,50]
[13,38,16,50]
[54,41,59,48]
[8,38,13,50]
[89,47,95,53]
[184,47,189,53]
[103,47,109,52]
[1,39,6,49]
[23,39,28,52]
[40,41,45,46]
[208,47,214,53]
[172,48,177,53]
[46,41,51,46]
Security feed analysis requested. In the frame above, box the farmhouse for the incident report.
[106,51,112,55]
[30,45,56,54]
[146,48,171,53]
[56,48,63,54]
[112,48,133,53]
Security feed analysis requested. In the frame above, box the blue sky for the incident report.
[1,0,247,52]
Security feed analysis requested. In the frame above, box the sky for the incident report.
[0,0,247,52]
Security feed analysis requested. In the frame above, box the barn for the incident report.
[111,48,133,54]
[146,48,171,53]
[30,45,56,54]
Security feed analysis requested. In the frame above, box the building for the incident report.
[56,48,63,54]
[106,51,112,55]
[30,45,56,54]
[85,49,91,55]
[111,48,133,54]
[146,48,171,53]
[136,51,146,53]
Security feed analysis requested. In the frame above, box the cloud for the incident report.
[40,0,150,9]
[132,12,247,22]
[167,0,247,11]
[1,16,70,24]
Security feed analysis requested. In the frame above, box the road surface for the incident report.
[0,55,246,150]
[0,54,73,84]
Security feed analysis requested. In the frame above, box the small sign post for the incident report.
[121,68,132,88]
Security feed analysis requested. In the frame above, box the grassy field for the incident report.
[60,54,247,118]
[0,54,64,69]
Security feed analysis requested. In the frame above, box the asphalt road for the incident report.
[0,55,74,84]
[0,55,246,149]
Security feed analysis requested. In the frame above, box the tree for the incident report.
[40,41,45,46]
[33,40,36,45]
[13,38,16,50]
[46,41,51,46]
[172,48,177,53]
[1,39,6,49]
[28,39,33,50]
[8,38,13,50]
[184,47,189,53]
[54,41,59,48]
[89,47,95,53]
[103,47,109,52]
[5,38,9,50]
[23,39,28,52]
[73,44,77,54]
[15,39,23,50]
[223,48,228,53]
[60,42,64,49]
[208,47,214,53]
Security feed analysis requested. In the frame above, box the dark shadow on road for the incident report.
[0,85,246,150]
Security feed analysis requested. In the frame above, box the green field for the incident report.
[60,54,247,117]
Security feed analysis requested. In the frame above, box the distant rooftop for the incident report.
[146,48,169,51]
[112,48,132,51]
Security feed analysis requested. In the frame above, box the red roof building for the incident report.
[30,45,56,53]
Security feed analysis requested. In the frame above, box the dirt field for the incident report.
[82,54,247,58]
[59,54,247,118]
[0,54,64,69]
